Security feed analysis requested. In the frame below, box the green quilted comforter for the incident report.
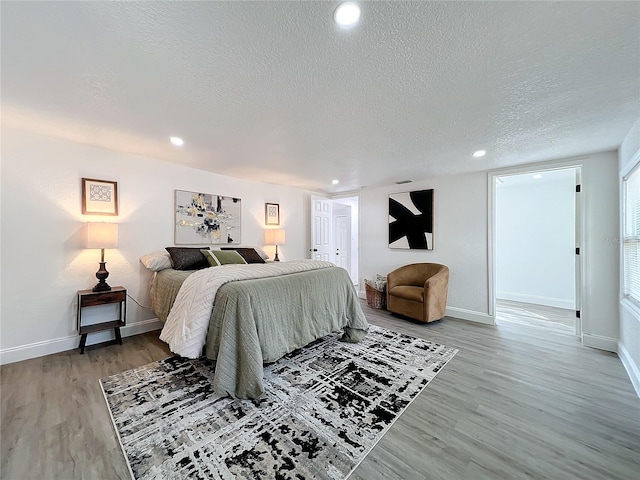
[151,265,368,398]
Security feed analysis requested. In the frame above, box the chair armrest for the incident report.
[424,267,449,291]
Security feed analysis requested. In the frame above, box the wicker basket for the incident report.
[365,283,386,309]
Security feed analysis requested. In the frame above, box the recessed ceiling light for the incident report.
[472,150,486,158]
[334,2,361,27]
[332,179,340,185]
[533,173,542,179]
[170,136,184,146]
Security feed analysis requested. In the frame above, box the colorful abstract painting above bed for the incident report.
[147,258,368,399]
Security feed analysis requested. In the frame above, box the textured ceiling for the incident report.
[2,1,639,193]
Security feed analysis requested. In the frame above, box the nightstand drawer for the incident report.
[79,288,126,307]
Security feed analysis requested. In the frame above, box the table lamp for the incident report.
[264,228,286,262]
[87,222,118,292]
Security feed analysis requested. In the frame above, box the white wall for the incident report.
[358,152,620,346]
[578,152,620,350]
[496,176,575,309]
[618,118,640,396]
[359,171,491,324]
[0,128,315,363]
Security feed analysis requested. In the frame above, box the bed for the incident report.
[149,259,368,399]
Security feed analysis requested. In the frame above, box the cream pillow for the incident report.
[139,252,173,272]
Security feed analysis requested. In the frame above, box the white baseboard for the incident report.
[446,307,495,325]
[618,341,640,398]
[497,291,575,310]
[121,318,164,337]
[358,294,493,326]
[0,318,163,365]
[582,333,618,353]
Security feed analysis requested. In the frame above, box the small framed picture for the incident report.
[82,178,118,216]
[265,202,280,225]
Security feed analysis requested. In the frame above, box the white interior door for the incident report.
[334,213,350,270]
[310,195,332,261]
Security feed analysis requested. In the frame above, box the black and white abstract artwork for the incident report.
[389,189,434,249]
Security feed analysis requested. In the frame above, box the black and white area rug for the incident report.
[100,325,458,480]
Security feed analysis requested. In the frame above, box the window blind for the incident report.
[624,164,640,304]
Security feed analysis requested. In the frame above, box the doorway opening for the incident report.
[492,166,582,336]
[310,195,359,286]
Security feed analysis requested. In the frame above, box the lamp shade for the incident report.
[86,223,118,249]
[264,228,285,245]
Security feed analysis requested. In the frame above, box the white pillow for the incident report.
[140,252,173,272]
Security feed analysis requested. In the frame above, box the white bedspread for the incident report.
[159,260,335,358]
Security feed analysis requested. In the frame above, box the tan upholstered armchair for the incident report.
[386,263,449,323]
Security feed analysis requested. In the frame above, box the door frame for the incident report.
[488,161,585,338]
[311,194,359,284]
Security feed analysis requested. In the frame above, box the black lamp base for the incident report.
[273,245,280,262]
[93,261,112,292]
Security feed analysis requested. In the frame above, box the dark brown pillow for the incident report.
[220,247,266,264]
[165,247,210,270]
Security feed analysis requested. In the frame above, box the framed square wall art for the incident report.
[265,202,280,225]
[82,178,118,216]
[389,189,434,250]
[175,190,241,245]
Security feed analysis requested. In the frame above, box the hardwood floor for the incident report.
[0,334,172,480]
[1,303,639,479]
[496,299,576,330]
